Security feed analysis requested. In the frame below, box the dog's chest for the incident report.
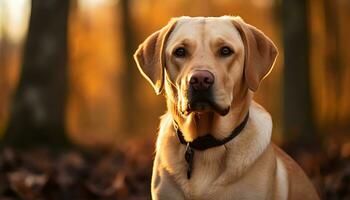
[174,150,227,199]
[180,169,220,199]
[167,148,274,200]
[179,168,272,200]
[179,173,250,200]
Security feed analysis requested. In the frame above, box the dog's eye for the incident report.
[219,46,234,57]
[173,47,187,58]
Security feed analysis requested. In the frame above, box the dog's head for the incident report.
[134,16,277,117]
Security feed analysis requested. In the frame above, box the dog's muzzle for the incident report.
[185,70,229,116]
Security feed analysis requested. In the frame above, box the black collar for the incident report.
[173,112,249,179]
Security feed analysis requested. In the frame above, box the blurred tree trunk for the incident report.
[282,0,318,149]
[0,1,9,131]
[119,0,137,134]
[323,0,343,128]
[2,0,71,149]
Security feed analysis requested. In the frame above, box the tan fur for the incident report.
[134,16,319,200]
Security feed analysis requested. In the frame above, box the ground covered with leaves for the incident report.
[0,139,349,200]
[0,139,153,200]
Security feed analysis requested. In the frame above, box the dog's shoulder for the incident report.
[272,144,320,199]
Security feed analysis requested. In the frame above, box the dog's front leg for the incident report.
[152,156,185,200]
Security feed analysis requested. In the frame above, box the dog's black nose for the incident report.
[189,70,214,91]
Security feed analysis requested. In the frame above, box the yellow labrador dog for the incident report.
[134,16,319,200]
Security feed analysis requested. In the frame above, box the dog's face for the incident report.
[134,16,277,117]
[164,17,246,116]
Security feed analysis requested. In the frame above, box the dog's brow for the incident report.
[177,38,193,46]
[211,37,234,49]
[170,38,195,52]
[213,37,230,44]
[214,37,226,43]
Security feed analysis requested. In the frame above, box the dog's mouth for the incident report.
[184,101,230,116]
[181,88,230,116]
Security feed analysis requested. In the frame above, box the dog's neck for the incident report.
[169,89,252,142]
[211,94,251,140]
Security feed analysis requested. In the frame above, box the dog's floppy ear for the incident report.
[232,17,278,91]
[134,19,177,95]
